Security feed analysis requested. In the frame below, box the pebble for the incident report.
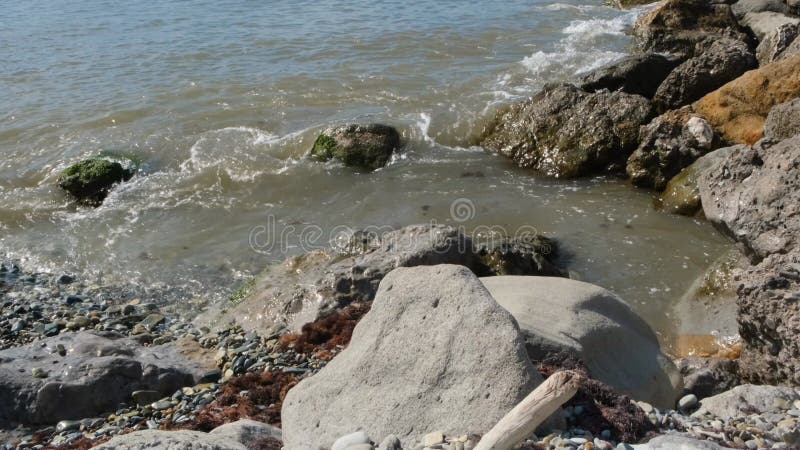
[678,394,698,411]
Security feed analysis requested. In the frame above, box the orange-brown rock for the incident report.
[693,55,800,144]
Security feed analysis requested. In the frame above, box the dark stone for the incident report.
[309,124,400,171]
[580,53,682,99]
[57,274,75,285]
[481,84,653,179]
[676,357,740,399]
[64,295,84,306]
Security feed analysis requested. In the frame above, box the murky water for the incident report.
[0,0,732,336]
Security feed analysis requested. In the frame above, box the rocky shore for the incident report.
[5,0,800,448]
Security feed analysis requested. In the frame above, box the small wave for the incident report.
[540,3,601,11]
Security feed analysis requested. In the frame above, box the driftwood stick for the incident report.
[474,370,584,450]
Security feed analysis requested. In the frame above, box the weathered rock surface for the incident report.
[693,55,800,145]
[627,108,720,190]
[635,435,736,449]
[763,97,800,141]
[656,145,738,216]
[281,265,545,450]
[676,357,741,400]
[481,84,652,178]
[653,38,756,112]
[741,11,800,41]
[309,124,400,171]
[58,158,135,205]
[480,276,683,408]
[206,224,564,333]
[692,384,800,419]
[208,419,282,444]
[580,53,681,98]
[732,0,790,20]
[0,332,213,426]
[698,135,800,260]
[94,430,247,450]
[634,0,745,55]
[736,250,800,385]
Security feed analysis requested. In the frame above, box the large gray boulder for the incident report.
[481,84,653,178]
[0,332,213,427]
[580,53,682,98]
[627,107,720,190]
[281,265,545,450]
[653,38,756,112]
[699,135,800,261]
[656,145,739,216]
[692,384,800,419]
[763,98,800,141]
[204,224,563,333]
[480,276,683,408]
[632,435,736,449]
[94,430,247,450]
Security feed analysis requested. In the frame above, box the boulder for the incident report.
[281,265,546,450]
[0,332,213,426]
[693,55,800,145]
[480,276,683,408]
[627,108,720,190]
[653,38,756,112]
[580,53,682,98]
[58,158,135,205]
[731,0,790,19]
[481,84,653,178]
[755,20,800,64]
[763,97,800,141]
[740,11,800,41]
[634,0,746,55]
[692,384,800,419]
[656,145,738,216]
[676,358,741,400]
[208,419,282,444]
[698,135,800,261]
[204,224,564,333]
[635,435,736,449]
[309,124,400,171]
[736,250,800,385]
[94,430,246,450]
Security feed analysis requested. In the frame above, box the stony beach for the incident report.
[4,0,800,448]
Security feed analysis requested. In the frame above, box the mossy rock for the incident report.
[309,124,400,171]
[58,158,136,205]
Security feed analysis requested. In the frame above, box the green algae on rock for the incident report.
[58,158,136,205]
[309,124,400,171]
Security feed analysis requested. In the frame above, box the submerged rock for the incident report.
[203,224,564,333]
[0,331,214,426]
[309,123,400,171]
[633,0,745,55]
[693,55,800,145]
[656,145,738,216]
[580,53,681,98]
[653,38,756,112]
[281,265,546,450]
[58,158,135,205]
[481,276,683,408]
[627,107,719,191]
[481,84,652,178]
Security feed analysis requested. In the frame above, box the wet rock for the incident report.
[481,84,653,178]
[309,124,400,171]
[676,358,740,400]
[634,0,745,55]
[281,265,546,450]
[203,224,564,333]
[656,145,738,216]
[731,0,790,19]
[736,251,800,385]
[0,331,214,426]
[763,98,800,141]
[94,429,248,449]
[693,384,800,419]
[481,276,682,408]
[580,53,682,98]
[693,55,800,145]
[653,38,756,112]
[58,158,135,205]
[698,135,800,260]
[627,108,720,190]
